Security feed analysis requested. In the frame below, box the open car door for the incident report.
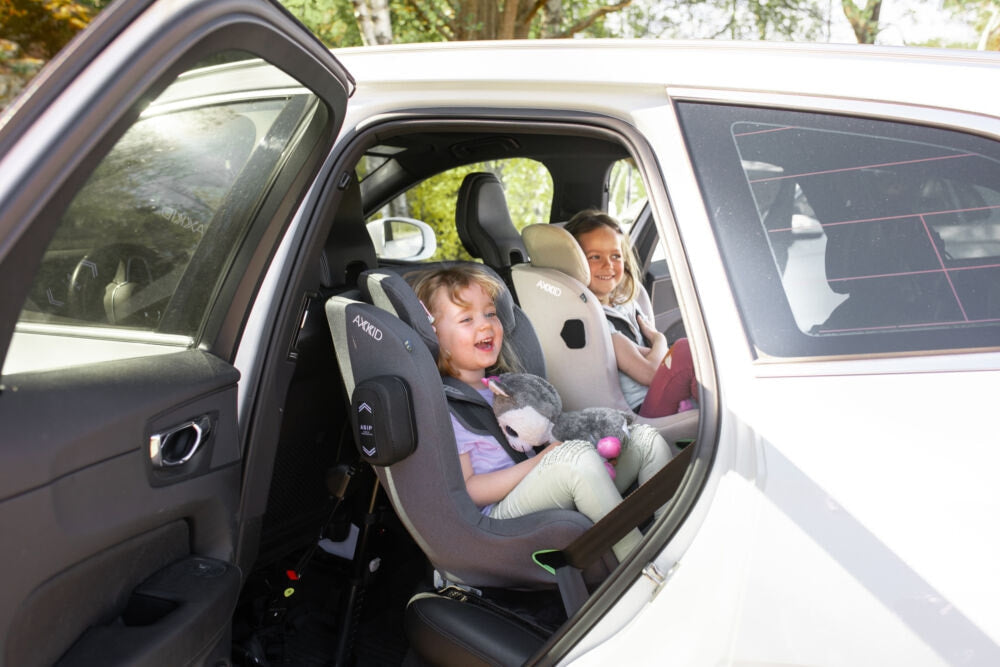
[0,1,351,664]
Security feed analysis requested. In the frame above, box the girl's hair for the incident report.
[409,264,522,378]
[564,208,640,306]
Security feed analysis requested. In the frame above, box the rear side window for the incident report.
[364,158,553,262]
[677,102,1000,358]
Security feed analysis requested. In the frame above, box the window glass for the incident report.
[677,103,1000,357]
[17,57,316,338]
[608,158,648,232]
[365,158,553,262]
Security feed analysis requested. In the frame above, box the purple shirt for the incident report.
[451,387,527,514]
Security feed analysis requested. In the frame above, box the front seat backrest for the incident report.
[456,173,528,281]
[326,269,614,588]
[512,223,698,445]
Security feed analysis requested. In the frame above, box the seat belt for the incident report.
[534,443,695,615]
[442,377,528,464]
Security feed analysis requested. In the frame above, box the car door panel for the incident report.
[0,0,351,662]
[646,259,686,340]
[0,351,241,666]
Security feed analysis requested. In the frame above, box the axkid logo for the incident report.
[353,314,383,340]
[535,279,562,297]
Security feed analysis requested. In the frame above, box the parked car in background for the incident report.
[1,1,998,664]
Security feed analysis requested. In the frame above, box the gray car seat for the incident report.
[511,223,699,446]
[325,267,616,589]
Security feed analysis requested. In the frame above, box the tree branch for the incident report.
[519,0,549,26]
[554,0,634,38]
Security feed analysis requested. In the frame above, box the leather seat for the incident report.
[455,172,528,287]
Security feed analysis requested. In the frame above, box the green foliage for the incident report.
[944,0,1000,50]
[279,0,364,47]
[370,159,553,262]
[0,0,110,58]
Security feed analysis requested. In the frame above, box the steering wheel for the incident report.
[67,243,161,324]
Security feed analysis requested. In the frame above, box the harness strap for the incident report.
[442,376,527,464]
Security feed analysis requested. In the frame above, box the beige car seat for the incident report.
[511,223,698,446]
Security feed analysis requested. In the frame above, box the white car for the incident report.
[1,1,998,665]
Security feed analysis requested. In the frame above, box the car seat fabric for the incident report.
[320,174,377,290]
[512,223,698,445]
[326,271,615,588]
[455,172,528,285]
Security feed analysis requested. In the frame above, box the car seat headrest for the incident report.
[521,224,590,286]
[361,265,545,377]
[360,270,440,359]
[456,173,528,268]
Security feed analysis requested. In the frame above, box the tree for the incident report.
[0,0,109,58]
[841,0,881,44]
[944,0,1000,50]
[1,0,112,110]
[603,0,826,42]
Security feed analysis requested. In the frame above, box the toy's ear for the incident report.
[485,377,509,398]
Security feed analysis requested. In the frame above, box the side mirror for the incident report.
[366,217,437,261]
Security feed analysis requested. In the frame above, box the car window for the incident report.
[363,158,553,262]
[677,102,1000,357]
[15,58,316,338]
[608,158,648,233]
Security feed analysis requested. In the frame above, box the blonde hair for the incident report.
[409,264,522,378]
[564,209,640,306]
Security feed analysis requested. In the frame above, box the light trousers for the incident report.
[489,423,673,562]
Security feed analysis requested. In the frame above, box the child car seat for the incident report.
[325,267,616,588]
[511,223,698,446]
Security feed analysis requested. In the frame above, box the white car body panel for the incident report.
[318,41,1000,665]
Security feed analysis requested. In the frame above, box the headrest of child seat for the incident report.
[521,224,590,286]
[360,270,440,359]
[361,264,521,355]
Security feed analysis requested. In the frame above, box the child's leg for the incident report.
[612,423,675,496]
[638,338,696,418]
[489,440,642,561]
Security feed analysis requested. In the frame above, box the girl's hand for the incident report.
[637,313,665,344]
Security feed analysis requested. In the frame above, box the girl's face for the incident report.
[576,225,625,304]
[430,282,504,386]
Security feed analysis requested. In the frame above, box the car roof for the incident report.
[334,39,1000,117]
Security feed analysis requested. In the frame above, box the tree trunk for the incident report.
[841,0,882,44]
[979,7,1000,51]
[370,0,394,44]
[542,0,563,38]
[351,0,378,45]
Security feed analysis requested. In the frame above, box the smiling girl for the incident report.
[565,209,697,418]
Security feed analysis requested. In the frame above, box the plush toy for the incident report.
[484,373,633,478]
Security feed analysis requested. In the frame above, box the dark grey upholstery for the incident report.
[456,173,528,272]
[821,216,958,330]
[320,174,377,290]
[405,592,547,666]
[326,268,614,588]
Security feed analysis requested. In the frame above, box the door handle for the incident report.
[149,416,212,468]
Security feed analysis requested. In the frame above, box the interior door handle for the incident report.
[149,416,212,468]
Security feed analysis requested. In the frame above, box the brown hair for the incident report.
[564,208,640,306]
[409,264,522,378]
